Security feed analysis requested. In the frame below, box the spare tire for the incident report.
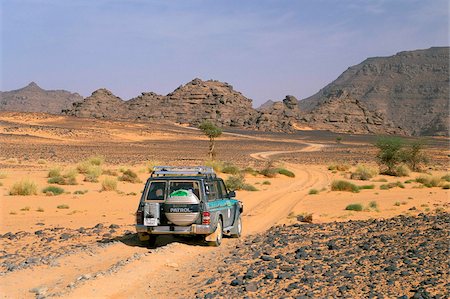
[164,189,200,226]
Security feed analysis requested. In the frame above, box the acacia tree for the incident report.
[401,139,429,172]
[375,136,404,175]
[199,120,222,160]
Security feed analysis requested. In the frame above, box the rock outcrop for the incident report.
[299,47,449,136]
[0,82,82,114]
[255,96,301,132]
[300,90,404,135]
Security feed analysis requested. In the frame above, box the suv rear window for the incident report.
[169,181,200,198]
[147,181,166,200]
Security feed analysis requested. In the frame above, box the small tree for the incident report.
[199,120,222,160]
[400,140,429,172]
[375,136,404,175]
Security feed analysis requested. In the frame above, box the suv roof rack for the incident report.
[150,166,217,178]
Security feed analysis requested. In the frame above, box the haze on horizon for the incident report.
[1,0,448,107]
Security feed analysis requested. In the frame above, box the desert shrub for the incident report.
[369,201,378,209]
[0,171,7,179]
[243,167,258,176]
[380,181,404,190]
[48,169,77,185]
[297,213,313,223]
[400,140,429,172]
[262,181,271,185]
[308,189,319,195]
[48,167,62,178]
[351,165,378,180]
[7,158,18,163]
[441,174,450,182]
[415,175,442,188]
[345,203,363,211]
[394,164,410,177]
[57,204,70,209]
[359,185,375,190]
[225,174,257,191]
[328,163,351,172]
[204,160,223,173]
[77,156,104,174]
[102,169,118,176]
[221,163,240,175]
[101,177,117,191]
[404,179,414,184]
[442,184,450,190]
[277,168,295,178]
[331,180,360,193]
[0,182,3,186]
[20,206,30,211]
[37,159,46,164]
[394,202,401,206]
[36,207,44,212]
[42,186,65,195]
[84,165,102,182]
[74,190,88,195]
[118,169,141,183]
[9,179,38,196]
[260,167,278,178]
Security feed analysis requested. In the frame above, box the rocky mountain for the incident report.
[0,82,83,114]
[254,96,301,132]
[299,47,449,136]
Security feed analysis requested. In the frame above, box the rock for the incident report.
[109,224,120,229]
[29,286,48,295]
[206,278,215,285]
[245,282,258,292]
[230,279,243,286]
[60,233,72,240]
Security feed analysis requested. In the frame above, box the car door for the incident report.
[216,179,233,227]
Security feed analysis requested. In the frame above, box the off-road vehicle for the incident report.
[135,166,243,246]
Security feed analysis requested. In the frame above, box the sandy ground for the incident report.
[0,112,449,298]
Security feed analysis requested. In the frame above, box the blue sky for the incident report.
[1,0,448,106]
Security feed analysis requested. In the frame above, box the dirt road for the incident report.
[0,144,330,299]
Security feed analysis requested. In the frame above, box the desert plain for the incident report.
[0,112,449,298]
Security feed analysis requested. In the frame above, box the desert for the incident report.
[0,112,448,298]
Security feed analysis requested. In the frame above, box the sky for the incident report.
[1,0,448,106]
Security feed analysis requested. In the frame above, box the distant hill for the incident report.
[0,82,83,114]
[299,47,449,136]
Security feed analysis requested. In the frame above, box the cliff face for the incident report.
[299,47,449,136]
[0,82,82,114]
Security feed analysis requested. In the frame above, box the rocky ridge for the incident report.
[0,82,82,114]
[299,47,449,136]
[196,213,449,298]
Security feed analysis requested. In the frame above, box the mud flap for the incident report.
[205,227,219,241]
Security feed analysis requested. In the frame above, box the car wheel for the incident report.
[208,219,223,247]
[231,214,242,238]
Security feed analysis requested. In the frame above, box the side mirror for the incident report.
[228,190,236,198]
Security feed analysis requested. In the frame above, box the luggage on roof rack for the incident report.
[150,166,216,178]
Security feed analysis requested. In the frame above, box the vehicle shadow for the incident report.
[98,232,208,249]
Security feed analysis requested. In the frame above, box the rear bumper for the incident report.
[135,224,212,235]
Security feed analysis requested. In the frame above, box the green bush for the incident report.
[380,181,404,190]
[118,169,141,183]
[243,167,258,176]
[84,165,102,182]
[48,167,62,178]
[101,177,117,191]
[225,174,257,191]
[372,178,388,182]
[308,189,319,195]
[77,156,104,173]
[415,175,442,188]
[440,174,450,182]
[345,203,363,211]
[42,186,65,195]
[442,184,450,190]
[221,163,240,175]
[351,165,378,180]
[57,204,70,209]
[359,185,375,190]
[277,168,295,178]
[331,180,360,193]
[369,201,378,209]
[262,180,271,185]
[375,136,404,175]
[48,169,77,185]
[260,167,278,178]
[9,179,38,196]
[102,169,118,176]
[394,164,410,177]
[400,140,429,172]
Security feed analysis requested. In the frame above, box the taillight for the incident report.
[136,210,143,225]
[202,211,210,225]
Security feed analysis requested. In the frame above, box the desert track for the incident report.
[0,141,329,298]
